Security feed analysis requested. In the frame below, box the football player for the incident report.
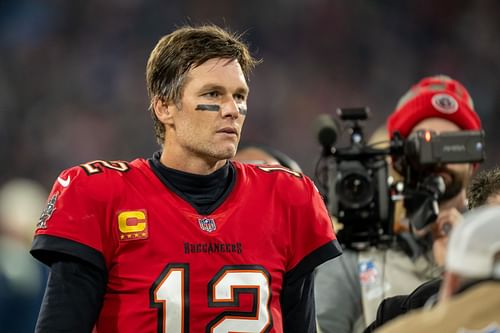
[31,24,342,333]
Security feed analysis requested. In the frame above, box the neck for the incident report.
[160,145,227,175]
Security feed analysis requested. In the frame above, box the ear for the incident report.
[153,97,176,126]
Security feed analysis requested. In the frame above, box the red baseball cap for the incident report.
[387,75,481,138]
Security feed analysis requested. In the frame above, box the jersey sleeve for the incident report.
[315,250,362,333]
[30,165,119,271]
[285,175,342,282]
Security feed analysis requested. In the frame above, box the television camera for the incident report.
[314,107,485,249]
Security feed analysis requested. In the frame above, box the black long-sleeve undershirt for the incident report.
[35,257,106,333]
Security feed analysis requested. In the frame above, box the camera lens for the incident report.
[336,171,374,209]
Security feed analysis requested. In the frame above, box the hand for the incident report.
[431,207,463,266]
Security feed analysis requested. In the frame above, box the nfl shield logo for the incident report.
[198,217,216,232]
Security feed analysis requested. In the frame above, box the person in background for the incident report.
[234,143,303,173]
[467,166,500,208]
[375,205,500,333]
[364,165,500,332]
[0,178,48,333]
[30,24,341,333]
[315,75,482,333]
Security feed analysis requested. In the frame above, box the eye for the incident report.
[234,93,247,102]
[203,91,221,98]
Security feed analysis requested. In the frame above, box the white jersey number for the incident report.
[150,264,272,333]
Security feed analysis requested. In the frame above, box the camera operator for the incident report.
[315,75,482,333]
[364,166,500,332]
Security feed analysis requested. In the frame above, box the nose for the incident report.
[220,98,241,118]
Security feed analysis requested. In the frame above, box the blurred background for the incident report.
[0,1,499,331]
[1,0,499,187]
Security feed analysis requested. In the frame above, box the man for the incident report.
[467,166,500,208]
[30,25,342,333]
[234,143,303,173]
[375,205,500,333]
[364,166,500,332]
[315,75,481,333]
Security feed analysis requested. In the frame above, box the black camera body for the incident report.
[316,107,485,249]
[405,129,485,166]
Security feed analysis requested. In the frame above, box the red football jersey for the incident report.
[32,159,340,333]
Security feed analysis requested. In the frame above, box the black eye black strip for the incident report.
[196,104,247,115]
[196,104,220,112]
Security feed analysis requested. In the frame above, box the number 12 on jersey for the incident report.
[150,264,273,333]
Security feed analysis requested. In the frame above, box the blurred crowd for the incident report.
[1,1,500,331]
[0,178,48,331]
[1,0,500,188]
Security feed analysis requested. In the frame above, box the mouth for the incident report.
[216,127,238,137]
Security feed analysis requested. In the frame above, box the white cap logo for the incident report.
[431,93,459,114]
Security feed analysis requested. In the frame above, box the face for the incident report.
[233,147,280,165]
[157,58,249,167]
[411,117,473,203]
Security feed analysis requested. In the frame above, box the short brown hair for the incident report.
[146,24,259,145]
[467,167,500,209]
